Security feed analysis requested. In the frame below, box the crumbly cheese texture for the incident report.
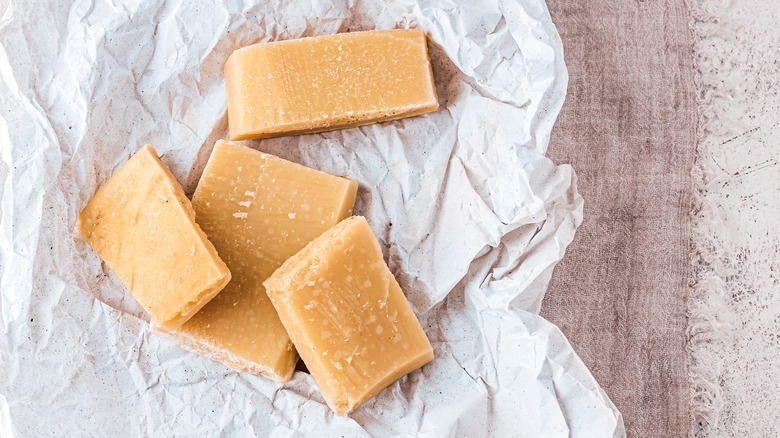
[76,144,231,331]
[264,216,434,415]
[224,29,439,140]
[171,140,358,382]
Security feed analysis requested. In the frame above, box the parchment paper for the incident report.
[0,0,625,436]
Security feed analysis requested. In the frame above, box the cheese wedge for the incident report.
[76,145,231,331]
[264,216,433,414]
[224,29,439,140]
[170,140,358,382]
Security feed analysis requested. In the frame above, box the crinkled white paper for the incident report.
[0,0,625,436]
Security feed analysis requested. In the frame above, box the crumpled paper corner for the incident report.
[0,0,624,436]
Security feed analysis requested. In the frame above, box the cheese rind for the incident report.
[264,216,433,414]
[225,29,439,140]
[76,144,231,331]
[171,140,358,382]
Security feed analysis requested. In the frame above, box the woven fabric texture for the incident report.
[541,1,696,437]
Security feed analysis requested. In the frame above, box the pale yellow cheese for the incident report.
[264,216,434,415]
[170,140,358,382]
[224,29,439,140]
[76,145,231,331]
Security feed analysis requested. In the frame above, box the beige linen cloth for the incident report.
[541,1,696,437]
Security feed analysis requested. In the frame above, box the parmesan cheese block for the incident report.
[224,29,439,140]
[170,140,358,382]
[264,216,433,415]
[76,144,231,331]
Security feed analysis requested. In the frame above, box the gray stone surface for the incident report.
[0,163,5,221]
[692,1,780,436]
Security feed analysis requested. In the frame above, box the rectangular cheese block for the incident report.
[170,140,358,382]
[76,145,231,331]
[224,29,439,140]
[264,216,433,414]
